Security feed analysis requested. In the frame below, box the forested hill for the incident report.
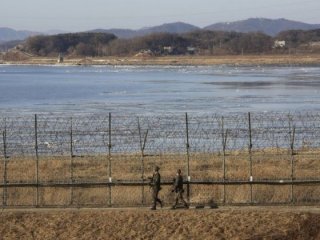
[276,29,320,47]
[22,31,273,56]
[24,32,117,56]
[19,28,320,57]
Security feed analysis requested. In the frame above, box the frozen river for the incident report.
[1,64,320,115]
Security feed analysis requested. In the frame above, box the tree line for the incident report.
[24,32,116,56]
[21,29,320,57]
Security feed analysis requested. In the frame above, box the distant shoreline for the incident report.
[1,54,320,66]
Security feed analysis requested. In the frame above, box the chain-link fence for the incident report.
[0,112,319,208]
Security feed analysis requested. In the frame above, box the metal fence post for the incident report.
[138,117,149,206]
[108,113,112,207]
[34,114,40,207]
[138,118,145,205]
[185,113,190,202]
[288,117,296,204]
[2,128,7,207]
[221,117,228,204]
[221,117,225,204]
[248,112,253,204]
[70,117,74,205]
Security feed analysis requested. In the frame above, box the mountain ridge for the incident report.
[204,18,320,36]
[0,27,40,43]
[1,18,320,43]
[90,22,200,38]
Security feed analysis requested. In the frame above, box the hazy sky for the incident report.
[2,0,320,31]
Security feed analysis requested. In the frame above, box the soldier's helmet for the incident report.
[154,166,160,171]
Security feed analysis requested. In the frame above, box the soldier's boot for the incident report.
[182,199,189,209]
[151,201,156,210]
[171,198,178,209]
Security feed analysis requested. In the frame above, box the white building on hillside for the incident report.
[273,40,286,48]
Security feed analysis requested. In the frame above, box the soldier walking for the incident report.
[172,169,189,209]
[149,166,163,210]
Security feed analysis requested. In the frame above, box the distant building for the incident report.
[163,46,174,54]
[309,41,320,47]
[187,46,196,54]
[14,45,23,50]
[135,49,153,57]
[273,40,286,48]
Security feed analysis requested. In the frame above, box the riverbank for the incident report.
[1,54,320,66]
[1,207,319,239]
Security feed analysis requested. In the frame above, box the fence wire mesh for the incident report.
[0,112,320,208]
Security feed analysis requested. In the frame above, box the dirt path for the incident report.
[1,206,320,240]
[3,54,320,66]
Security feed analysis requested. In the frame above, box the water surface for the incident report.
[1,64,320,115]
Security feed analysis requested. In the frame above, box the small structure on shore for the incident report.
[135,49,153,57]
[57,53,64,63]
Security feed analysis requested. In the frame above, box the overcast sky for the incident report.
[2,0,320,32]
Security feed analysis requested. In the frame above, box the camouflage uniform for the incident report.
[150,167,162,210]
[172,171,188,209]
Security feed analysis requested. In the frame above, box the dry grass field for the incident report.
[1,148,320,207]
[0,207,320,240]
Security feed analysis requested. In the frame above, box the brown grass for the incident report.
[1,148,320,207]
[0,207,320,240]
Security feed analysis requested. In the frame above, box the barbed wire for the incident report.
[1,112,320,156]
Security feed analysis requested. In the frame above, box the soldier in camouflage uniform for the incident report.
[172,169,189,209]
[150,166,163,210]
